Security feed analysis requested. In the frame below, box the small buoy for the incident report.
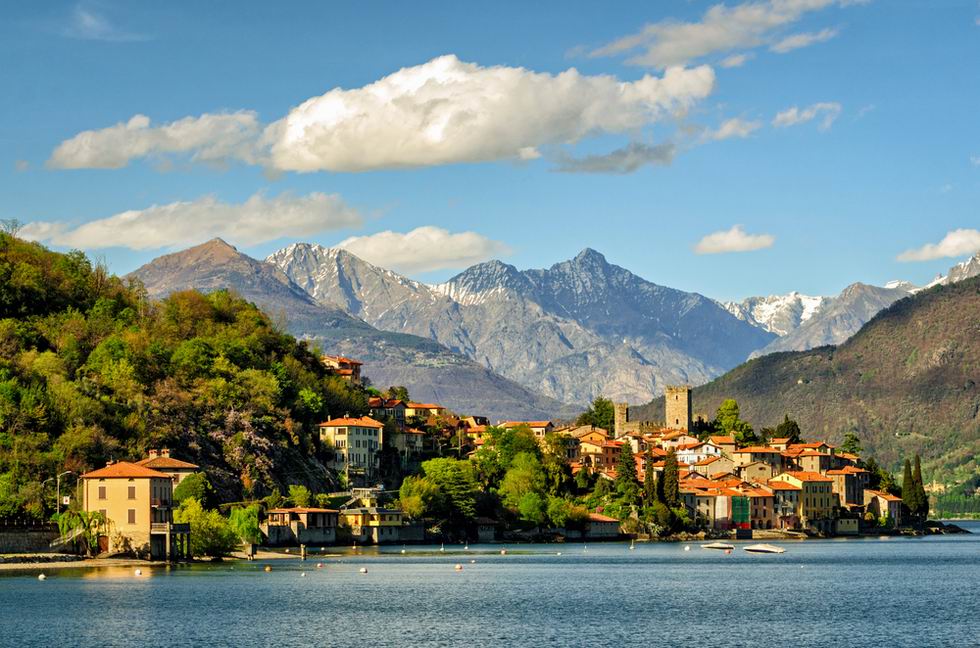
[440,543,445,552]
[556,552,562,556]
[300,572,306,577]
[359,567,368,574]
[134,569,142,576]
[684,546,691,552]
[500,549,507,555]
[316,563,323,569]
[454,564,463,571]
[400,549,406,554]
[724,549,732,555]
[464,545,469,550]
[285,549,290,553]
[264,565,272,572]
[470,559,476,564]
[37,574,46,581]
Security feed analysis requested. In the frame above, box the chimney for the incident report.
[106,459,115,466]
[161,448,170,458]
[148,449,159,459]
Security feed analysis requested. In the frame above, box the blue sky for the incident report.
[1,1,978,301]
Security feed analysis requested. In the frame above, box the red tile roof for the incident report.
[734,446,782,454]
[268,507,339,514]
[136,456,198,470]
[780,471,833,483]
[766,480,801,491]
[588,513,619,523]
[81,461,170,479]
[322,355,363,365]
[500,421,553,428]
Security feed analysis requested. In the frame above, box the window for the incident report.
[98,486,107,500]
[128,509,136,525]
[128,486,136,500]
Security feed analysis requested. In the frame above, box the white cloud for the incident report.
[63,4,147,42]
[589,0,852,68]
[48,112,262,169]
[554,142,675,174]
[720,53,754,68]
[772,102,842,130]
[705,117,762,141]
[48,55,715,173]
[694,225,775,254]
[20,192,360,251]
[769,27,839,53]
[337,226,511,274]
[970,155,980,166]
[266,55,714,172]
[897,229,980,262]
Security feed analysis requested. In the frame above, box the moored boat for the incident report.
[700,542,735,550]
[743,543,786,554]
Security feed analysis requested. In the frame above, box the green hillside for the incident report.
[635,276,980,483]
[0,234,367,518]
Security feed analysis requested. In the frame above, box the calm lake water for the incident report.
[2,522,979,647]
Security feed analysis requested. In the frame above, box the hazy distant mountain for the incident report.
[724,292,829,336]
[749,282,914,358]
[269,245,775,405]
[922,252,980,289]
[130,239,578,421]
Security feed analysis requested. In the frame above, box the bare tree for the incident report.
[0,218,23,236]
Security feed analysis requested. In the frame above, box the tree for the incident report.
[517,491,548,526]
[774,415,803,444]
[287,485,311,508]
[541,433,572,496]
[913,455,928,518]
[229,504,261,545]
[715,399,757,445]
[0,218,23,236]
[841,431,863,455]
[420,458,480,531]
[901,459,918,518]
[174,498,239,558]
[56,509,104,557]
[574,466,593,493]
[662,449,680,507]
[173,473,214,507]
[398,475,444,519]
[643,451,656,504]
[614,442,638,499]
[385,386,410,402]
[576,396,615,432]
[500,452,547,512]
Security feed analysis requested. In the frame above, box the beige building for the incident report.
[693,455,735,477]
[340,507,404,544]
[738,460,777,484]
[263,507,338,546]
[319,416,385,483]
[500,420,554,441]
[733,446,784,471]
[864,490,904,527]
[80,461,190,560]
[321,355,363,385]
[770,471,835,532]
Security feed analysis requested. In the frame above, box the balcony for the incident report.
[151,522,190,534]
[151,498,171,508]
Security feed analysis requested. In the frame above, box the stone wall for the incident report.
[0,523,63,554]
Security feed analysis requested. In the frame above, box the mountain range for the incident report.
[129,239,579,422]
[132,240,980,420]
[267,244,774,405]
[632,274,980,479]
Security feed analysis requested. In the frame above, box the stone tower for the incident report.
[664,385,692,431]
[613,402,629,438]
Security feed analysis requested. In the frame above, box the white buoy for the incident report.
[134,569,142,576]
[454,564,463,571]
[400,549,406,554]
[684,546,691,552]
[301,572,306,577]
[556,552,562,556]
[470,559,476,564]
[500,549,507,555]
[264,565,272,572]
[316,563,323,569]
[359,567,368,574]
[285,548,290,553]
[464,545,469,550]
[37,573,46,581]
[440,543,445,552]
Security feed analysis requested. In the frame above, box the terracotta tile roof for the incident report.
[780,471,833,482]
[769,437,791,444]
[267,507,338,514]
[319,416,384,428]
[734,446,781,454]
[407,402,444,410]
[500,421,553,428]
[696,456,720,465]
[136,456,198,470]
[766,480,801,491]
[588,513,619,523]
[709,435,736,444]
[81,461,170,479]
[676,442,704,451]
[797,450,831,458]
[866,489,902,502]
[322,355,362,365]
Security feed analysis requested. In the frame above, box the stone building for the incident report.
[665,385,692,431]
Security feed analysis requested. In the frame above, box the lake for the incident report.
[2,522,978,647]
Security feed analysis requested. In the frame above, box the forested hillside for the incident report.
[0,234,367,518]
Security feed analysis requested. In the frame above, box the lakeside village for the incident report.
[3,354,959,565]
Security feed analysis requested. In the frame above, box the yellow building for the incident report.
[80,461,190,560]
[340,507,404,544]
[405,402,446,418]
[770,471,835,532]
[319,416,385,483]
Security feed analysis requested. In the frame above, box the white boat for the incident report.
[743,543,786,554]
[700,542,735,550]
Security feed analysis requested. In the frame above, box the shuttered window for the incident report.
[128,509,136,525]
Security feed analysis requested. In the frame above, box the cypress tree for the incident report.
[615,442,638,498]
[663,449,680,508]
[913,455,928,518]
[643,450,656,504]
[901,458,917,516]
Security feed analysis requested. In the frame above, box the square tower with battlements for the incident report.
[665,385,692,431]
